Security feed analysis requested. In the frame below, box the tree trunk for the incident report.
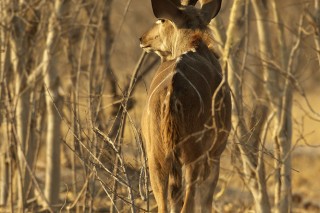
[251,0,300,212]
[0,138,9,206]
[9,0,36,208]
[43,0,65,207]
[222,0,271,212]
[313,0,320,66]
[0,0,9,206]
[251,2,285,212]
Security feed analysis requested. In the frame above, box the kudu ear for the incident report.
[199,0,222,24]
[151,0,185,26]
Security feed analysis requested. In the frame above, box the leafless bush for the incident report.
[0,0,319,212]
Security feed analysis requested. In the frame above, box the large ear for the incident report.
[199,0,222,24]
[151,0,185,26]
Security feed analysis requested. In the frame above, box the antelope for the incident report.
[140,0,231,212]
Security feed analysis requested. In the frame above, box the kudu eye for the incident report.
[156,19,165,24]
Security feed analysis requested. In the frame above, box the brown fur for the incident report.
[140,1,230,212]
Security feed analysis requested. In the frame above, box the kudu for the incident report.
[140,0,231,212]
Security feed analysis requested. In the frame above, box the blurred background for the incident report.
[0,0,319,212]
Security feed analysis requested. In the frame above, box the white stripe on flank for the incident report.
[174,34,179,58]
[184,52,222,78]
[176,69,204,116]
[179,59,212,94]
[150,62,175,86]
[147,72,174,114]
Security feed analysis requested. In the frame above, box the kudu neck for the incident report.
[166,29,213,61]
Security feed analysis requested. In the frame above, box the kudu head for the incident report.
[140,0,222,60]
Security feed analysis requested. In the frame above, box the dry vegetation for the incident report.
[0,0,320,212]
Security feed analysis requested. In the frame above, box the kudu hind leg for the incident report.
[148,158,169,213]
[181,163,200,213]
[168,163,183,212]
[199,158,221,213]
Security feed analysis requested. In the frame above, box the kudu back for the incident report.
[140,0,231,212]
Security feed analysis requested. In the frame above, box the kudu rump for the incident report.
[140,0,231,212]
